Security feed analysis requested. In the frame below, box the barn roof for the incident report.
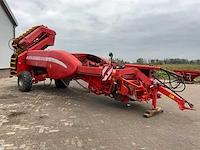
[0,0,18,26]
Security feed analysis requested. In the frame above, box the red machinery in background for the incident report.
[10,25,194,118]
[174,70,200,83]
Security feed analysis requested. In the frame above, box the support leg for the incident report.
[143,89,163,118]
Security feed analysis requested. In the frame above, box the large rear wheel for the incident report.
[18,71,33,92]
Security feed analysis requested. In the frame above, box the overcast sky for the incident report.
[7,0,200,62]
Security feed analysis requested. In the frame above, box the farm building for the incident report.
[0,0,18,69]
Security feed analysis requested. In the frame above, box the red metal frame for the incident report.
[174,70,200,82]
[18,25,56,51]
[10,25,194,115]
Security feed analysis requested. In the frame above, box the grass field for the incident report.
[158,64,200,71]
[155,64,200,82]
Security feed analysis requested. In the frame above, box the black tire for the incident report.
[55,79,67,88]
[18,71,33,92]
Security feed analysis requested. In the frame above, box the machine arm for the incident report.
[157,85,194,110]
[10,25,56,76]
[12,25,56,54]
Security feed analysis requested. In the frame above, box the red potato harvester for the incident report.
[9,25,194,118]
[173,70,200,83]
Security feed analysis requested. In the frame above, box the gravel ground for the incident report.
[0,77,200,150]
[0,69,10,78]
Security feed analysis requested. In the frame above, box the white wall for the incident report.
[0,4,14,69]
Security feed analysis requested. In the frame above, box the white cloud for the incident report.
[7,0,200,61]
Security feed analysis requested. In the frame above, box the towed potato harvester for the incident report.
[10,25,194,117]
[173,70,200,83]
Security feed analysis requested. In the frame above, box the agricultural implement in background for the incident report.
[173,70,200,83]
[9,25,194,118]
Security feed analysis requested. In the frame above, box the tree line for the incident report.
[136,58,200,65]
[111,58,200,65]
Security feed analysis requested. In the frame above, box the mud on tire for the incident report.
[18,71,33,92]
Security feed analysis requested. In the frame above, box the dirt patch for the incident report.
[0,68,10,78]
[0,94,17,100]
[38,114,49,120]
[8,111,26,118]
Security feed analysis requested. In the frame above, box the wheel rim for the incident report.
[18,76,23,87]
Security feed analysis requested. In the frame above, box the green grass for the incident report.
[154,64,200,82]
[157,64,200,71]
